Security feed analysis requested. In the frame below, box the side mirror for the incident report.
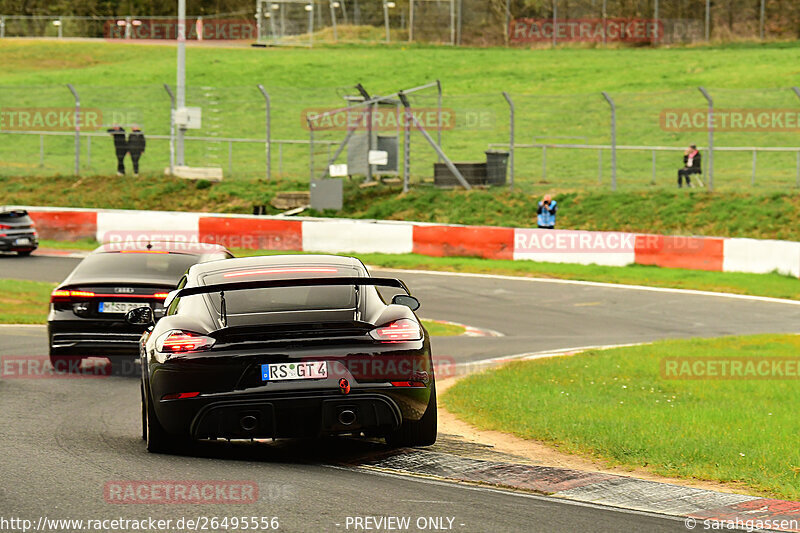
[125,306,154,326]
[392,294,420,311]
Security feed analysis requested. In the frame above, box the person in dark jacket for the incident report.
[678,144,702,188]
[537,194,557,229]
[107,125,127,175]
[127,126,146,177]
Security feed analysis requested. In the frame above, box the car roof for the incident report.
[188,254,364,278]
[93,241,231,255]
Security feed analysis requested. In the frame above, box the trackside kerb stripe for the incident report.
[413,225,514,260]
[198,217,302,251]
[634,234,724,271]
[27,211,96,241]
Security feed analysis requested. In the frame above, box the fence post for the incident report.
[163,84,175,175]
[87,136,92,168]
[552,0,557,47]
[403,104,411,193]
[751,150,756,186]
[504,0,510,46]
[601,91,616,191]
[759,0,765,40]
[601,0,607,46]
[502,91,515,191]
[39,134,44,167]
[1,16,5,38]
[651,150,656,184]
[542,146,547,182]
[257,84,271,180]
[698,86,714,191]
[705,0,710,41]
[436,80,443,162]
[383,1,391,43]
[330,1,338,42]
[228,141,233,176]
[409,0,414,42]
[307,118,315,181]
[279,143,284,175]
[66,84,80,176]
[450,0,455,45]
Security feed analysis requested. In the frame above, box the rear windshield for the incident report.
[201,266,360,314]
[0,210,31,222]
[71,252,199,281]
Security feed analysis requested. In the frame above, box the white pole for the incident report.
[176,0,186,166]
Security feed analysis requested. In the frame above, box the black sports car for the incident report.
[0,209,38,255]
[129,254,436,453]
[48,241,233,371]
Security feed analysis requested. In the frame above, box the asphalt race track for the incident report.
[2,254,799,532]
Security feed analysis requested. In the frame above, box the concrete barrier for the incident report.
[17,205,800,279]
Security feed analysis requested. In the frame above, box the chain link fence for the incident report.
[2,83,799,191]
[2,1,798,44]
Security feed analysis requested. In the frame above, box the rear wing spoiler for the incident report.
[171,277,412,327]
[175,277,411,298]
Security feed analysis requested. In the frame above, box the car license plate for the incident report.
[98,301,145,314]
[262,361,328,382]
[15,238,30,245]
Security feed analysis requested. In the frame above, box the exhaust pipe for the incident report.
[337,409,357,426]
[240,415,258,432]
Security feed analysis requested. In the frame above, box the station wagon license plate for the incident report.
[98,301,144,314]
[261,361,328,382]
[15,238,31,245]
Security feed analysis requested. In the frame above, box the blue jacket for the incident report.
[537,200,557,227]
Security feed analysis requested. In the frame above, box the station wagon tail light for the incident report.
[50,289,96,302]
[153,292,169,299]
[156,330,216,353]
[369,319,422,342]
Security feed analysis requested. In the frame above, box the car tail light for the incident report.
[156,330,215,353]
[161,391,200,400]
[222,267,339,278]
[369,319,422,342]
[50,289,96,302]
[153,292,169,299]
[0,224,10,229]
[390,381,426,387]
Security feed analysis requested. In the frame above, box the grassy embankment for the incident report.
[442,334,800,500]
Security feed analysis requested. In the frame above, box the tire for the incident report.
[17,250,32,257]
[140,382,147,441]
[386,382,438,447]
[144,386,172,453]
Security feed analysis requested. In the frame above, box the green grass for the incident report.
[442,335,800,500]
[0,279,56,324]
[37,239,800,301]
[2,40,800,189]
[13,176,800,241]
[420,320,466,337]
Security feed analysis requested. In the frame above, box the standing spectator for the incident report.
[678,144,702,188]
[537,194,557,229]
[127,126,146,177]
[107,124,127,176]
